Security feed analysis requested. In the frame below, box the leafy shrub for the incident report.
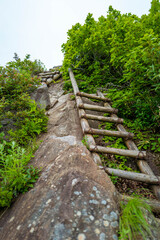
[0,53,45,98]
[62,0,160,131]
[0,54,48,146]
[0,135,40,207]
[6,94,48,146]
[0,54,47,207]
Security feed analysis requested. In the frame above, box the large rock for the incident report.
[0,84,119,240]
[30,82,51,110]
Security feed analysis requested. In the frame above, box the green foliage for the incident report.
[100,121,138,184]
[0,54,48,146]
[63,80,72,92]
[0,54,47,207]
[119,198,153,240]
[0,54,45,98]
[82,136,89,149]
[70,94,75,100]
[101,122,132,171]
[0,136,40,207]
[136,131,160,152]
[62,1,160,131]
[7,95,48,146]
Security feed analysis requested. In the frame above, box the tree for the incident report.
[61,2,160,130]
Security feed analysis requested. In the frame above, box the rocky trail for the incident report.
[1,69,160,240]
[0,77,120,240]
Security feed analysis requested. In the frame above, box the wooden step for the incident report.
[85,128,134,138]
[80,113,124,124]
[89,145,146,159]
[105,167,160,184]
[77,92,111,102]
[97,90,160,200]
[38,71,59,76]
[78,103,118,114]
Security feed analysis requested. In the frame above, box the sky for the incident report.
[0,0,152,70]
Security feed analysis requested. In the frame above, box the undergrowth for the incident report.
[61,1,160,238]
[62,0,160,132]
[119,198,153,240]
[0,54,47,207]
[0,133,40,207]
[97,122,136,184]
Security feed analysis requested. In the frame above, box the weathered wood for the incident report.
[40,74,54,78]
[97,90,160,200]
[38,72,57,76]
[117,123,160,199]
[77,92,111,102]
[105,167,160,184]
[53,73,62,81]
[85,128,134,139]
[78,103,118,114]
[69,68,102,166]
[120,194,160,213]
[68,68,79,95]
[81,113,124,123]
[80,116,90,133]
[90,145,146,159]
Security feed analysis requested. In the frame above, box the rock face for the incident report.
[30,69,62,110]
[30,82,51,110]
[0,81,119,240]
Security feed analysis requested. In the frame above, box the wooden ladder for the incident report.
[69,68,160,212]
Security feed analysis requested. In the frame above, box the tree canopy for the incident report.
[62,0,160,131]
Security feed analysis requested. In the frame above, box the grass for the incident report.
[119,197,153,240]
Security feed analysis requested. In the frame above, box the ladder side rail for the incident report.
[68,68,102,165]
[97,90,160,200]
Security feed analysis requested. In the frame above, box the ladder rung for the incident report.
[81,113,124,123]
[77,92,111,102]
[89,145,146,159]
[105,167,160,184]
[85,128,134,138]
[78,103,118,114]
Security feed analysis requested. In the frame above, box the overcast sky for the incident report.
[0,0,151,69]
